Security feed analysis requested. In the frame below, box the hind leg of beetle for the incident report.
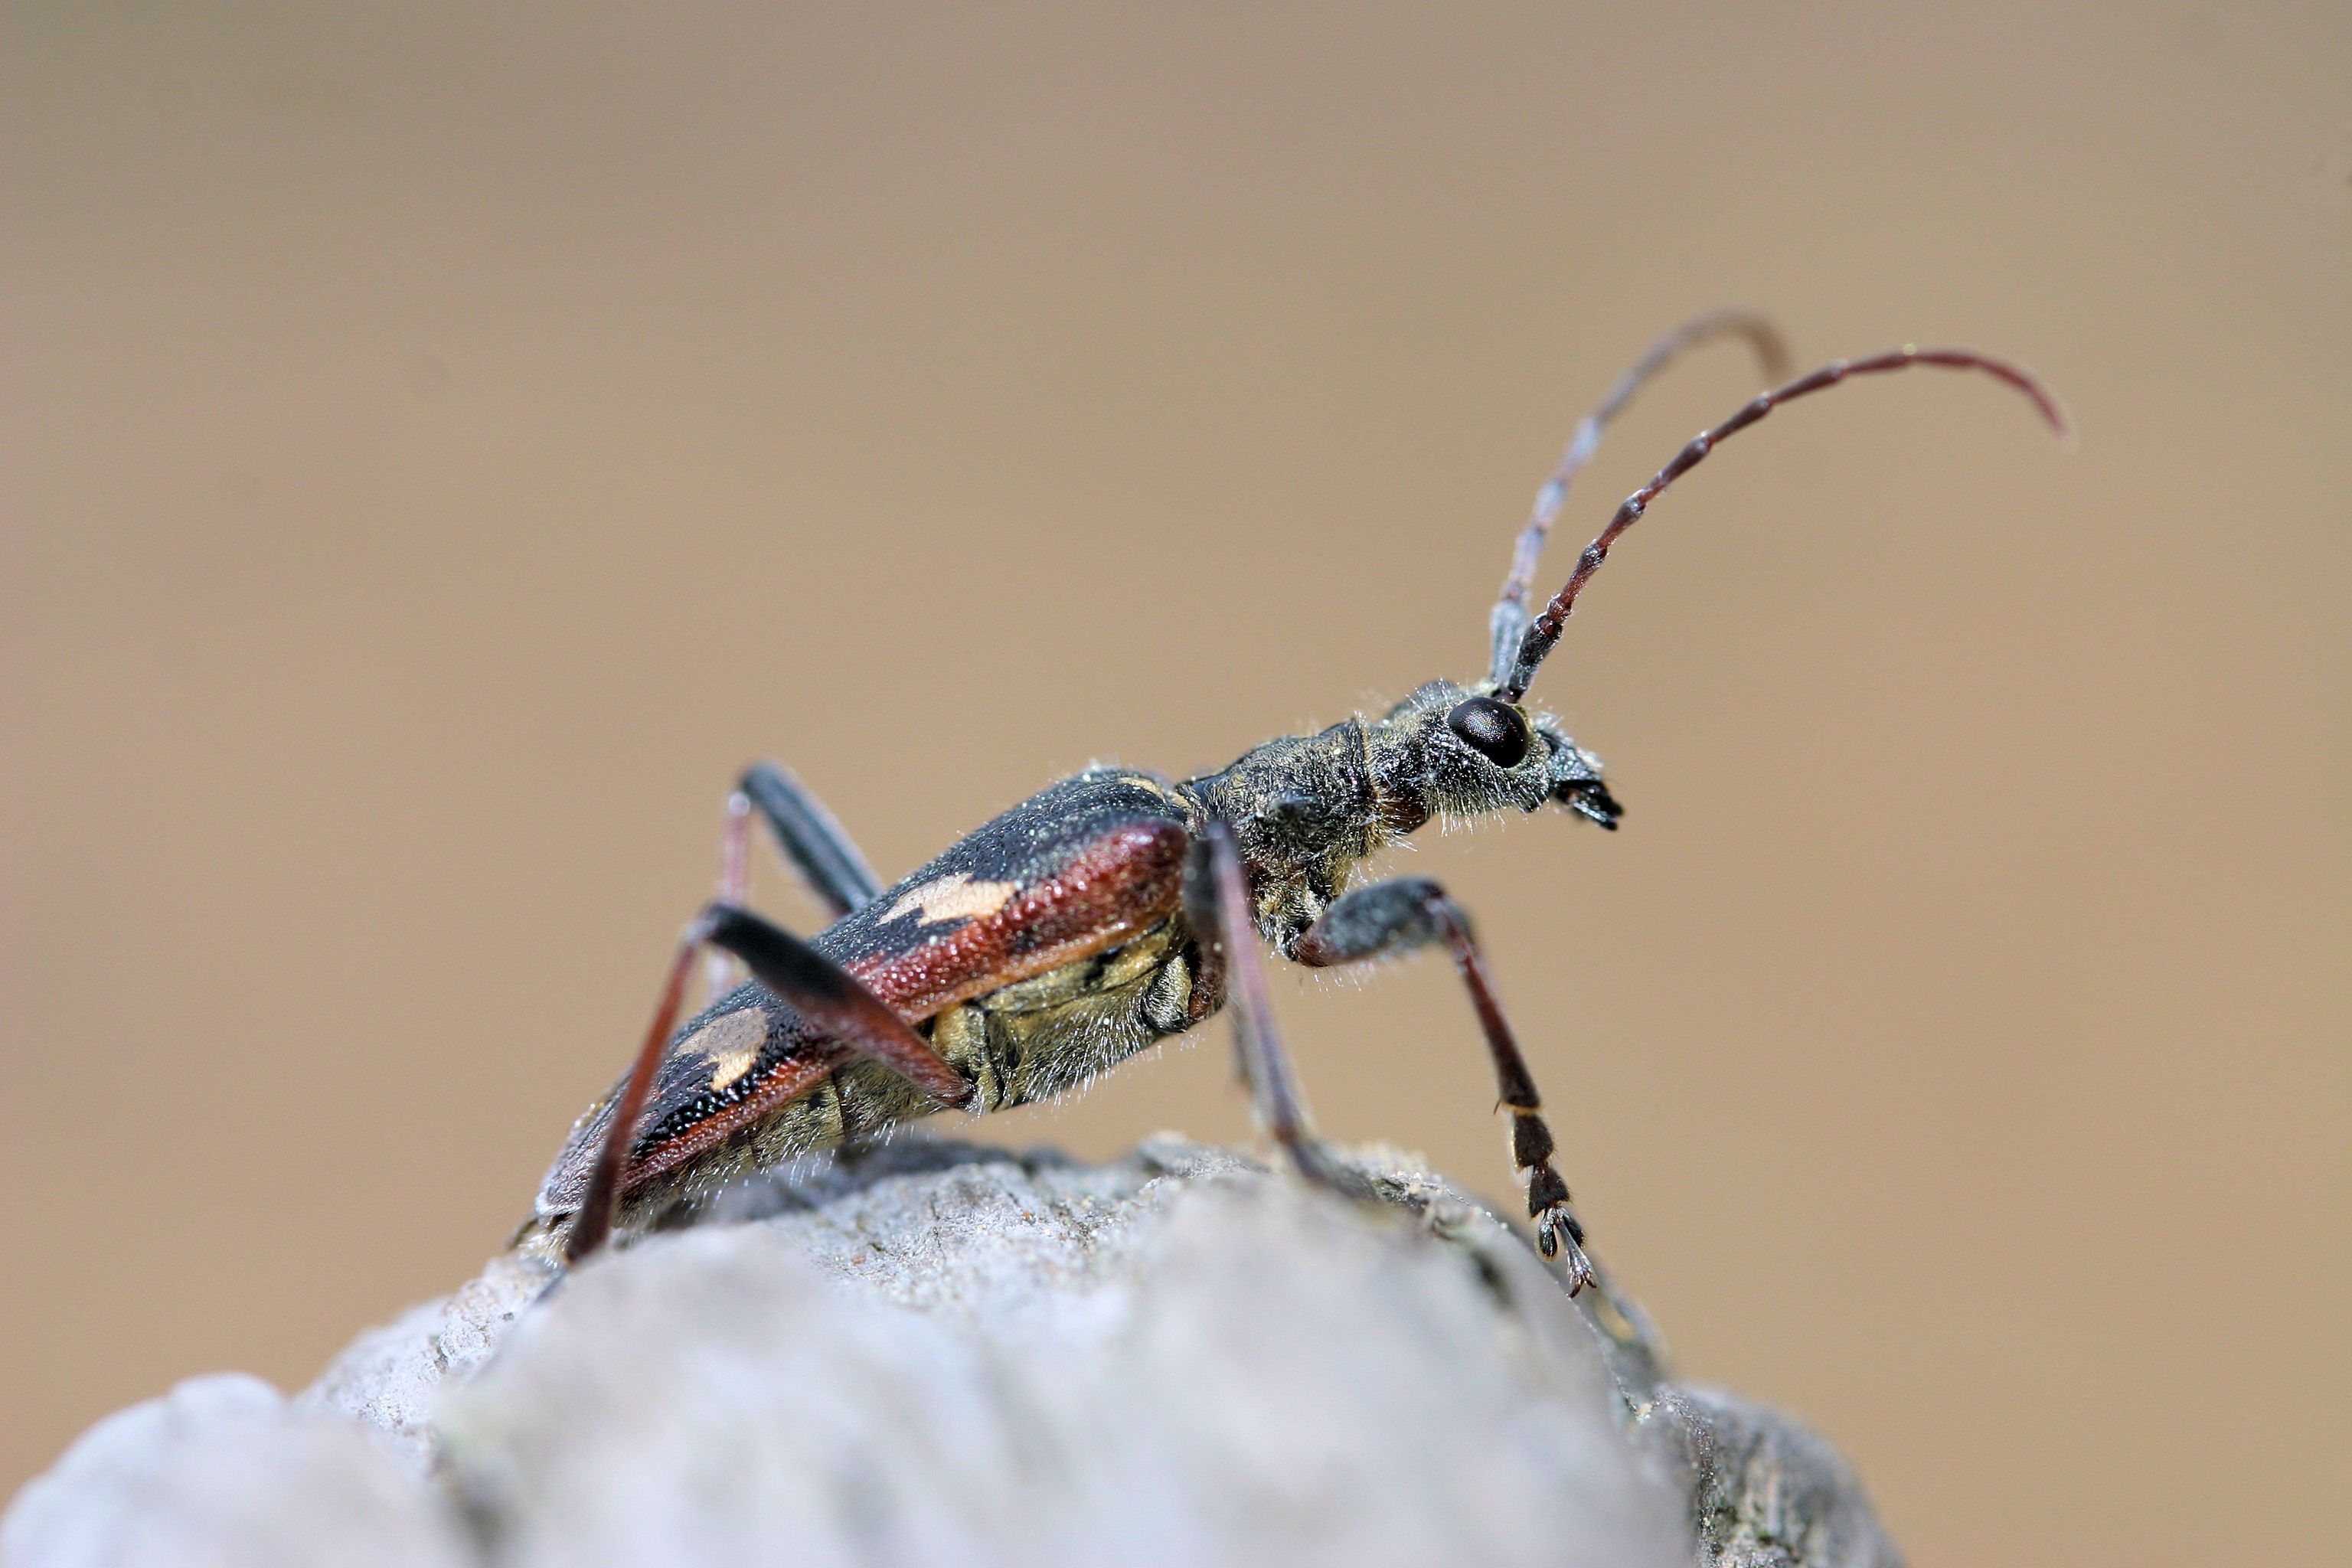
[568,902,975,1264]
[737,762,884,917]
[1184,820,1344,1191]
[704,763,887,999]
[1289,877,1594,1292]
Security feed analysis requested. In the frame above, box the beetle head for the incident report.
[1366,681,1621,834]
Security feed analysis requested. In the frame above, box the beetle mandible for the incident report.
[524,312,2069,1289]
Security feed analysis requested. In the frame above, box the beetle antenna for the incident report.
[1489,309,1791,684]
[1494,345,2071,703]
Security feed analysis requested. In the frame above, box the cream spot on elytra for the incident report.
[678,1008,769,1090]
[883,871,1020,927]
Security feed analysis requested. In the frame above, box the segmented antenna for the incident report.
[1489,310,1791,685]
[1494,346,2071,703]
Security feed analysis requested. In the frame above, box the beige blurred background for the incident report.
[4,3,2346,1562]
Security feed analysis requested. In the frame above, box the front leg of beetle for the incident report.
[1289,877,1595,1292]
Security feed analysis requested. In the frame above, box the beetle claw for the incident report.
[1536,1207,1596,1294]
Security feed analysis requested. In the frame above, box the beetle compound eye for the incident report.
[1446,698,1530,769]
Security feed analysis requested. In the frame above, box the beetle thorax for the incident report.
[1188,679,1583,948]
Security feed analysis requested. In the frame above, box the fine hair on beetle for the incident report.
[537,309,2069,1290]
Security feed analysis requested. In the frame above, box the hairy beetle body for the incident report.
[535,315,2066,1285]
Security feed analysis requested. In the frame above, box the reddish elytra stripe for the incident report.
[616,819,1190,1194]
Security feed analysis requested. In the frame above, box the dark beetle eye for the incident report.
[1446,697,1530,768]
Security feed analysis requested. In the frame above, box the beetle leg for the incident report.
[1288,877,1595,1293]
[567,901,977,1264]
[1183,820,1343,1190]
[705,763,884,1001]
[568,914,714,1263]
[702,792,756,1001]
[700,903,972,1102]
[701,764,883,1001]
[737,762,884,919]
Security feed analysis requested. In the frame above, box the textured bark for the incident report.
[4,1138,1900,1568]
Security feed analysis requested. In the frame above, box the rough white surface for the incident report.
[5,1138,1900,1568]
[1,1374,472,1568]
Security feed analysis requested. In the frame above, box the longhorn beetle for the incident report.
[524,311,2069,1289]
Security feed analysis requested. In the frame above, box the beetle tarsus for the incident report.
[1288,875,1596,1278]
[1534,1208,1596,1295]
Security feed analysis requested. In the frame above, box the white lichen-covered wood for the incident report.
[0,1373,473,1568]
[4,1138,1901,1568]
